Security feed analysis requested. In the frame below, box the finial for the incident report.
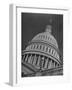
[45,25,52,33]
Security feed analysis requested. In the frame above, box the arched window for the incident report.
[32,44,34,49]
[31,45,33,49]
[36,44,39,49]
[41,35,42,39]
[42,45,45,51]
[40,45,42,50]
[48,47,51,53]
[47,36,49,40]
[46,35,47,39]
[43,35,45,39]
[52,49,54,54]
[46,47,48,52]
[33,44,36,49]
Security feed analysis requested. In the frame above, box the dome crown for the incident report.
[45,25,52,33]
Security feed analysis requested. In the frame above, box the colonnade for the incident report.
[22,54,59,70]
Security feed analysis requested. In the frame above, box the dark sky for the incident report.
[21,13,63,59]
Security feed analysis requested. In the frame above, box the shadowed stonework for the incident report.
[21,13,63,77]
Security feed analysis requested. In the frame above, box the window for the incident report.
[46,47,48,52]
[40,45,42,50]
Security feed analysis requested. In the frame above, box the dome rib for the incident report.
[31,32,58,49]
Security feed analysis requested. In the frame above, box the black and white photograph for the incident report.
[9,4,70,86]
[21,12,63,77]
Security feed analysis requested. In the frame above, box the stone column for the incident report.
[51,60,54,69]
[35,55,41,69]
[33,54,37,65]
[54,62,56,68]
[37,55,41,67]
[28,54,32,64]
[48,59,52,69]
[41,57,44,66]
[50,48,53,56]
[44,57,49,69]
[25,54,28,62]
[23,54,25,61]
[56,63,58,68]
[30,55,34,64]
[41,56,45,70]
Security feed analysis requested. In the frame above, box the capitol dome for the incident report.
[22,25,62,76]
[31,25,58,49]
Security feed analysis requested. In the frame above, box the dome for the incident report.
[24,25,60,63]
[31,25,58,48]
[22,25,62,76]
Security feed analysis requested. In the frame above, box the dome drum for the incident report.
[22,53,60,71]
[25,43,60,62]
